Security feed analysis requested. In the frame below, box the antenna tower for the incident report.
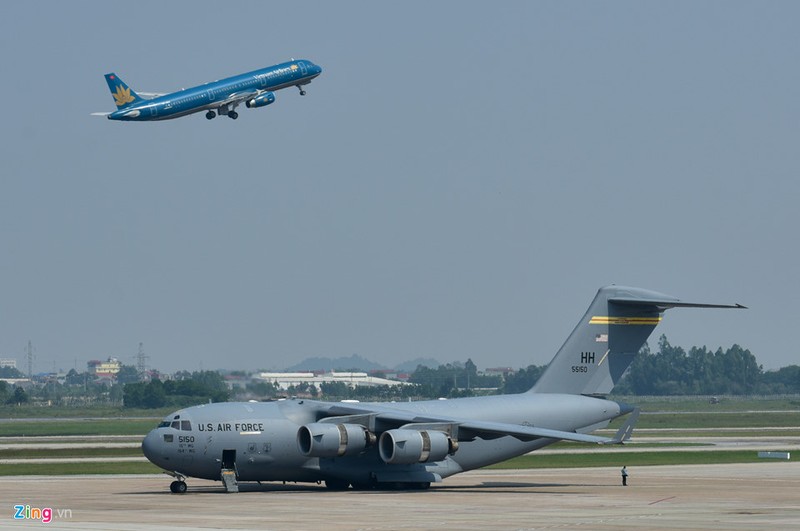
[136,342,149,381]
[26,340,34,379]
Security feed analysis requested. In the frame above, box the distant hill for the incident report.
[284,355,442,373]
[285,355,388,372]
[393,358,442,372]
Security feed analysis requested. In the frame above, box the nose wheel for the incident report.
[170,480,187,494]
[165,471,188,493]
[296,85,307,96]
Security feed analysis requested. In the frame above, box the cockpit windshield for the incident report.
[157,419,193,430]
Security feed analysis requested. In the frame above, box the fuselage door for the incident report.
[221,449,236,470]
[299,61,308,76]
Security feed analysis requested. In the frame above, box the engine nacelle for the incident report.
[245,91,275,108]
[378,429,457,465]
[297,423,376,458]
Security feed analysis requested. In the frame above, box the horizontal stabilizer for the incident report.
[609,297,746,310]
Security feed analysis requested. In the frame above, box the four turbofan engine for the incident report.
[297,423,376,458]
[245,91,276,108]
[378,429,458,464]
[297,423,458,464]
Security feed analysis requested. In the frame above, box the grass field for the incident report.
[0,405,175,419]
[607,411,800,430]
[4,411,797,438]
[0,419,158,437]
[487,450,789,469]
[0,447,142,459]
[610,396,800,412]
[0,461,161,476]
[0,396,797,420]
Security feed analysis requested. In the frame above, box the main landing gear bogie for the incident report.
[206,110,216,120]
[169,480,187,494]
[228,111,238,120]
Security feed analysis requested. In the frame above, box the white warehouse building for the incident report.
[255,371,411,391]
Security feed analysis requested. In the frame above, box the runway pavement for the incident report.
[3,463,799,530]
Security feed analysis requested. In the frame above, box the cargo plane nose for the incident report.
[141,430,161,465]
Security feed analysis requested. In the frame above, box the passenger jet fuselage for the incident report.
[101,59,322,121]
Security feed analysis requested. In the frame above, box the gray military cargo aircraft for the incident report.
[142,285,744,493]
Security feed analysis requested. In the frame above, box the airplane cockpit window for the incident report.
[171,421,180,429]
[181,421,192,431]
[158,421,171,428]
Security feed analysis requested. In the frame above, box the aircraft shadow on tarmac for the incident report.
[127,481,601,495]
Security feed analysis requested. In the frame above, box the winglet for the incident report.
[603,408,640,445]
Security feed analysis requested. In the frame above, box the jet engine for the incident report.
[245,92,276,108]
[297,423,376,458]
[378,429,458,465]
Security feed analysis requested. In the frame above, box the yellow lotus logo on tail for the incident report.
[113,85,135,107]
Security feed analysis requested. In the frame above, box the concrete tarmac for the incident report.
[3,463,799,530]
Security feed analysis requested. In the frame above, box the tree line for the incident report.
[613,335,798,395]
[3,335,800,408]
[122,371,230,408]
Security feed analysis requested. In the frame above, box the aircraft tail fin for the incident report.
[104,73,144,109]
[530,286,745,396]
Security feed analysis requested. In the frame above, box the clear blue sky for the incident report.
[1,2,797,373]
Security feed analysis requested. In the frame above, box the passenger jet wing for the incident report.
[217,90,260,106]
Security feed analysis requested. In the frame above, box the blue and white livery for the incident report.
[98,59,322,121]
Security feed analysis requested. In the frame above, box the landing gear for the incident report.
[206,110,216,120]
[228,111,238,120]
[296,85,307,96]
[169,480,187,494]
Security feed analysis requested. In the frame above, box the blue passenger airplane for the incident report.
[97,59,322,121]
